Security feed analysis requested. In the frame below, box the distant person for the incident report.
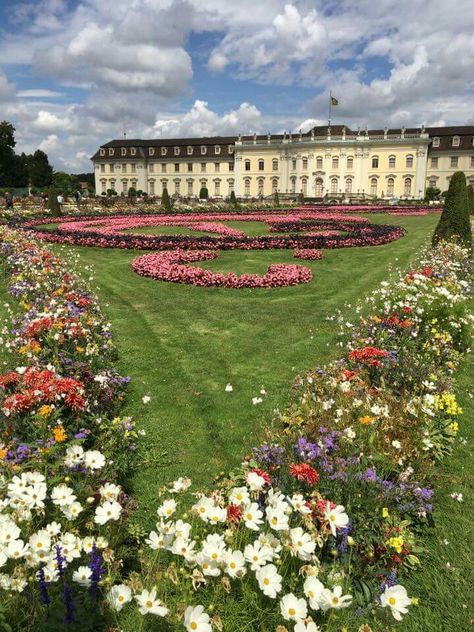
[57,192,64,212]
[74,189,82,210]
[41,191,48,208]
[5,191,14,210]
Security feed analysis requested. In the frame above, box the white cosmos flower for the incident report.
[6,539,28,559]
[252,396,263,405]
[146,531,164,550]
[107,584,132,611]
[94,501,122,525]
[246,471,266,492]
[170,477,191,493]
[196,553,220,577]
[201,533,226,564]
[244,540,273,570]
[83,450,106,470]
[64,445,84,467]
[280,593,308,621]
[229,486,250,506]
[255,563,282,598]
[207,505,227,524]
[225,383,233,392]
[72,566,92,587]
[294,621,321,632]
[184,605,212,632]
[22,483,47,509]
[51,485,76,507]
[319,585,352,611]
[45,522,61,537]
[61,501,84,520]
[324,502,349,537]
[224,550,247,579]
[266,506,289,531]
[192,496,215,522]
[289,527,316,561]
[380,584,411,621]
[99,483,121,501]
[243,503,264,531]
[289,494,311,515]
[135,588,169,616]
[29,531,51,554]
[171,537,197,562]
[303,576,325,610]
[157,499,177,519]
[142,395,151,404]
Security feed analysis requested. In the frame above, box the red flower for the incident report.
[252,468,271,485]
[349,346,389,367]
[289,463,319,485]
[226,504,242,525]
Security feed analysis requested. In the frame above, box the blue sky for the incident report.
[0,0,472,171]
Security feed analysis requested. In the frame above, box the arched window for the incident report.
[332,156,339,169]
[214,180,220,196]
[405,154,413,168]
[301,178,308,195]
[370,177,378,196]
[315,178,323,196]
[388,155,396,168]
[258,159,264,171]
[316,156,323,169]
[272,178,278,193]
[404,177,412,196]
[100,179,106,194]
[244,179,250,196]
[345,178,352,193]
[174,180,180,194]
[187,180,193,195]
[290,177,296,193]
[228,179,235,194]
[302,157,308,170]
[387,177,395,196]
[346,156,353,169]
[428,177,437,188]
[372,156,379,168]
[161,180,168,194]
[245,160,251,171]
[331,177,338,193]
[149,180,155,195]
[272,158,278,171]
[258,179,264,195]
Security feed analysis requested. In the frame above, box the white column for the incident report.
[234,152,243,197]
[415,147,428,199]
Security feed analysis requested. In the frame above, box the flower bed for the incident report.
[132,250,313,288]
[294,249,324,260]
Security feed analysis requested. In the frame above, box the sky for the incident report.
[0,0,473,173]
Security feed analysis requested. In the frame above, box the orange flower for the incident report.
[38,405,54,417]
[0,445,8,460]
[52,426,67,442]
[358,415,376,425]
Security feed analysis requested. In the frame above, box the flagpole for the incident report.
[328,91,332,127]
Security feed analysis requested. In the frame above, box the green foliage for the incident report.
[47,187,61,216]
[467,184,474,214]
[127,187,137,197]
[424,186,441,202]
[230,189,239,208]
[199,186,209,199]
[298,192,305,204]
[28,150,53,188]
[52,171,80,196]
[273,191,280,207]
[0,123,53,188]
[106,188,117,196]
[161,187,172,211]
[432,171,473,249]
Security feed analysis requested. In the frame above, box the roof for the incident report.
[425,126,474,152]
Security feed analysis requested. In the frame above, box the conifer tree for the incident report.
[467,184,474,214]
[432,171,472,249]
[161,187,172,211]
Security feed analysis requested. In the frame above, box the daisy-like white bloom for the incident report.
[244,540,273,570]
[266,506,289,532]
[21,482,47,509]
[45,522,61,537]
[289,494,311,515]
[94,500,122,525]
[135,588,169,617]
[171,536,197,563]
[280,593,308,621]
[229,486,250,507]
[224,550,247,579]
[64,445,84,468]
[51,485,76,507]
[61,501,84,520]
[196,553,221,577]
[184,605,212,632]
[255,563,282,598]
[200,533,227,564]
[246,471,266,492]
[303,576,325,610]
[319,585,352,611]
[72,566,92,587]
[145,530,164,550]
[142,395,151,404]
[225,383,233,392]
[258,532,282,558]
[324,502,349,537]
[243,503,264,531]
[107,584,132,612]
[192,496,215,522]
[157,499,177,519]
[289,527,316,561]
[294,620,321,632]
[380,584,411,621]
[170,477,191,493]
[99,483,121,501]
[6,539,28,560]
[83,450,106,470]
[29,531,51,554]
[252,396,263,405]
[207,505,227,524]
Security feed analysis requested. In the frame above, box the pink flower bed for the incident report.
[296,204,440,216]
[293,249,324,260]
[132,250,312,288]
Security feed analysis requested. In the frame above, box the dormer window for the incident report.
[201,146,207,155]
[187,146,193,155]
[108,148,114,156]
[130,148,136,156]
[452,135,460,147]
[161,147,167,156]
[121,148,127,156]
[215,145,221,154]
[174,146,180,156]
[99,149,105,156]
[432,137,440,147]
[228,145,234,154]
[149,148,155,156]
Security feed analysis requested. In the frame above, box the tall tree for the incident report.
[432,171,472,249]
[467,184,474,214]
[28,150,53,188]
[0,121,16,186]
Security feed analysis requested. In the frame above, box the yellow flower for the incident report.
[386,536,404,553]
[382,507,389,518]
[76,346,84,353]
[448,421,459,433]
[38,405,54,418]
[52,426,67,443]
[411,597,419,606]
[359,415,376,425]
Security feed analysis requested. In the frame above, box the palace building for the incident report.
[91,124,474,201]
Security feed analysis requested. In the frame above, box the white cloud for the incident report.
[38,133,60,153]
[17,89,64,98]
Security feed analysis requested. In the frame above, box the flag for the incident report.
[331,96,339,106]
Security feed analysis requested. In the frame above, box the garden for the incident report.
[0,178,472,632]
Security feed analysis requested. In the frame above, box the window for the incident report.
[149,163,154,173]
[332,156,339,169]
[215,181,220,196]
[101,179,106,193]
[301,178,308,195]
[316,156,323,169]
[228,162,234,172]
[272,158,278,171]
[258,179,264,196]
[428,177,437,188]
[370,177,378,196]
[121,148,127,156]
[292,158,297,170]
[109,163,114,173]
[228,145,234,154]
[174,163,179,173]
[302,157,308,170]
[201,163,206,172]
[388,155,396,168]
[109,179,115,191]
[315,178,323,196]
[245,160,251,171]
[258,159,264,171]
[345,178,352,193]
[272,178,278,193]
[331,177,338,193]
[121,179,127,194]
[431,157,438,168]
[450,156,458,168]
[215,163,220,173]
[148,148,154,156]
[130,148,136,156]
[149,180,155,195]
[131,164,136,173]
[161,163,167,173]
[187,163,193,172]
[432,137,440,147]
[228,179,234,194]
[100,164,105,173]
[452,135,460,147]
[290,177,296,193]
[470,156,474,167]
[387,177,395,196]
[347,156,353,169]
[175,180,180,195]
[201,146,207,155]
[404,177,412,196]
[161,147,167,156]
[99,148,105,156]
[108,148,114,156]
[372,156,379,168]
[215,145,221,154]
[244,179,250,196]
[469,176,474,186]
[187,146,193,155]
[406,154,413,168]
[187,180,193,195]
[122,163,127,173]
[174,146,180,156]
[161,181,168,193]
